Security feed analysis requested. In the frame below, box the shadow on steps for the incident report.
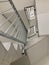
[10,56,31,65]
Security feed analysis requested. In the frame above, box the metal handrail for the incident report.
[8,0,27,32]
[0,31,26,44]
[0,0,27,44]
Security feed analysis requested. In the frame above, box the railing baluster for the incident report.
[14,28,19,38]
[10,24,18,36]
[5,18,17,33]
[0,31,25,44]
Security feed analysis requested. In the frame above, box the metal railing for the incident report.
[0,0,27,44]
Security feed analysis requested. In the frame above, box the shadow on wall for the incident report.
[10,56,31,65]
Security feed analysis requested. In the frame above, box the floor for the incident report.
[35,55,49,65]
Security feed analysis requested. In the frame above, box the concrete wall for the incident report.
[27,36,49,65]
[36,0,49,35]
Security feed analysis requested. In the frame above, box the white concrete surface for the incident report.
[35,55,49,65]
[36,0,49,35]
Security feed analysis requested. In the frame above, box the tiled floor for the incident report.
[35,55,49,65]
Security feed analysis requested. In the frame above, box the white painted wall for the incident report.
[26,36,49,65]
[36,0,49,35]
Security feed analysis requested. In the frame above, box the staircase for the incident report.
[0,0,28,65]
[0,0,27,44]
